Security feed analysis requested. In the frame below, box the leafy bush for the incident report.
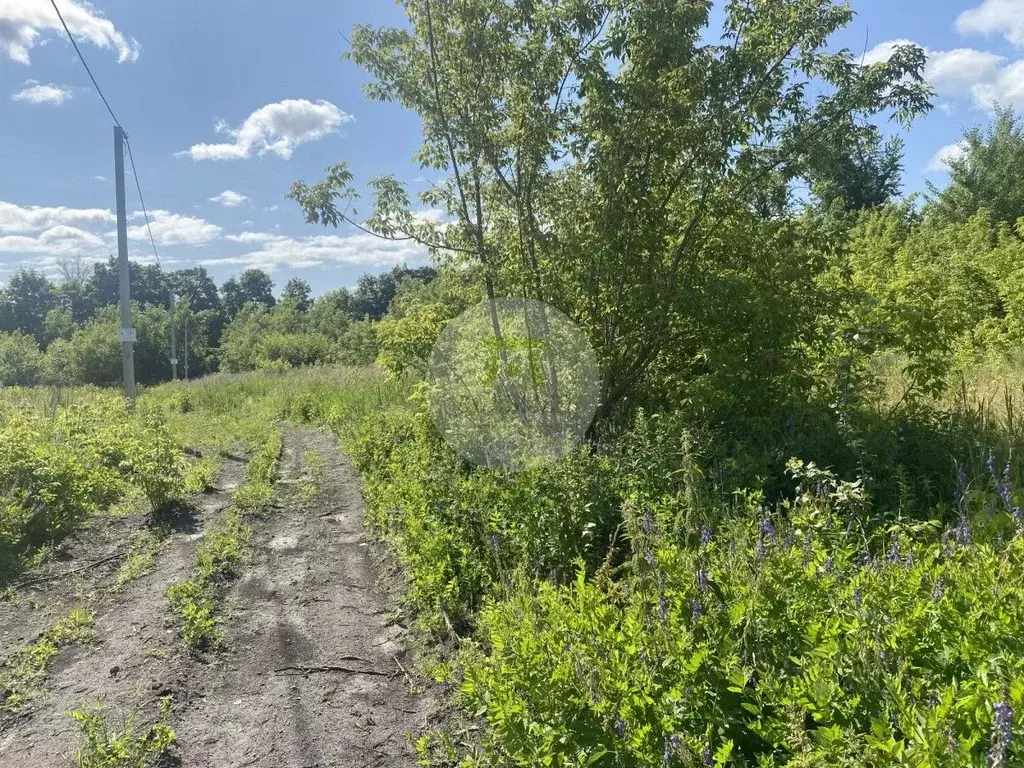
[0,391,185,580]
[454,462,1024,766]
[0,331,43,387]
[259,331,333,368]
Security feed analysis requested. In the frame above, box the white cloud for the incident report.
[926,142,969,173]
[12,80,72,104]
[957,0,1024,47]
[126,210,221,246]
[179,99,352,161]
[209,189,249,208]
[0,225,106,255]
[264,205,280,212]
[0,0,139,65]
[927,49,1005,95]
[92,175,106,182]
[865,38,1024,110]
[0,201,114,233]
[862,39,918,66]
[206,231,428,271]
[970,59,1024,110]
[225,231,282,244]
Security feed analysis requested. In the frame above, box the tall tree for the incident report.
[54,255,98,325]
[291,0,930,421]
[88,258,169,310]
[0,268,56,344]
[927,106,1024,227]
[221,269,275,317]
[169,267,222,313]
[281,277,313,311]
[350,266,437,320]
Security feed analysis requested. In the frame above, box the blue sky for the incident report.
[1,0,1022,296]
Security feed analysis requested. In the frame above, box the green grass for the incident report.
[112,528,162,589]
[68,695,175,768]
[163,419,283,651]
[1,607,96,712]
[299,448,322,501]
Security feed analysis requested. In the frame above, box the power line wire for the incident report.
[49,0,122,129]
[50,0,162,270]
[125,138,161,269]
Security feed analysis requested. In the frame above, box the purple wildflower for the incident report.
[994,462,1023,528]
[886,539,901,564]
[641,512,654,534]
[954,464,968,507]
[757,511,775,558]
[690,598,703,622]
[697,567,709,593]
[853,588,862,608]
[931,577,945,603]
[663,734,684,765]
[645,550,655,567]
[613,718,627,739]
[989,698,1013,767]
[954,513,973,546]
[699,525,713,550]
[987,452,998,477]
[659,595,669,622]
[702,746,713,765]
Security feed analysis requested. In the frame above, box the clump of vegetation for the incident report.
[298,448,322,501]
[113,528,163,589]
[1,607,96,712]
[164,423,282,650]
[68,695,175,768]
[0,389,186,582]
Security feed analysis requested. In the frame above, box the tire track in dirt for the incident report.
[171,427,437,768]
[0,455,247,762]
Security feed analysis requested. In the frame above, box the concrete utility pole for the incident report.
[114,126,137,399]
[183,306,189,381]
[170,291,178,380]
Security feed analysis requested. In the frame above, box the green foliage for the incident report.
[113,528,161,588]
[0,268,56,344]
[0,330,44,386]
[928,106,1024,227]
[456,474,1024,767]
[293,0,930,429]
[68,695,176,768]
[0,389,184,580]
[281,277,313,311]
[219,301,378,373]
[164,578,221,650]
[164,419,281,650]
[221,268,276,318]
[1,608,96,712]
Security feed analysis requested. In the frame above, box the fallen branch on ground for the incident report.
[14,551,128,589]
[393,654,414,688]
[273,663,389,677]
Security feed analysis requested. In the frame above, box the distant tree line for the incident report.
[0,260,436,387]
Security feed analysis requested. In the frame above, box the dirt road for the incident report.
[0,427,436,767]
